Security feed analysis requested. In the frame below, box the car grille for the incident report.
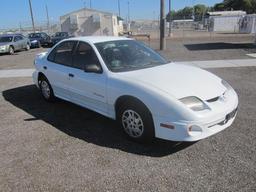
[206,96,220,103]
[208,107,238,128]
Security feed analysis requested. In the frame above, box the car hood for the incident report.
[117,63,226,100]
[0,42,11,46]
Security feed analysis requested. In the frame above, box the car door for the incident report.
[44,40,78,101]
[68,41,108,115]
[13,36,21,50]
[19,35,26,49]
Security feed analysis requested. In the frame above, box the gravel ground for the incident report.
[0,48,46,70]
[0,35,255,70]
[0,67,255,191]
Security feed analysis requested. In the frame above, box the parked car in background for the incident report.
[32,36,238,143]
[0,34,30,55]
[28,32,51,48]
[51,32,71,46]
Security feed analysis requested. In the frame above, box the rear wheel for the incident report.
[39,76,55,102]
[117,100,155,142]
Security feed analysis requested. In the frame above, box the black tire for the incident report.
[117,100,155,143]
[39,76,55,102]
[9,46,14,55]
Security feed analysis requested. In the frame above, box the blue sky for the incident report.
[0,0,222,29]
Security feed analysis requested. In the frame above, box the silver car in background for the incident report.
[0,34,31,55]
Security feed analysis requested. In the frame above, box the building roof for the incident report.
[68,36,130,43]
[60,7,115,18]
[207,10,246,16]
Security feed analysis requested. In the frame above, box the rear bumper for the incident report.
[153,89,239,142]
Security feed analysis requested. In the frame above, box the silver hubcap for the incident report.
[41,81,51,99]
[122,110,144,138]
[26,45,30,50]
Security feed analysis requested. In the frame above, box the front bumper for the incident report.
[32,70,39,88]
[30,42,40,48]
[153,89,239,142]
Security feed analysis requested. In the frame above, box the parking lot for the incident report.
[0,37,256,191]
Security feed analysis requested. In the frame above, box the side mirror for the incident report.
[84,63,102,74]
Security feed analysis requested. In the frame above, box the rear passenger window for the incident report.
[48,41,76,66]
[73,42,101,70]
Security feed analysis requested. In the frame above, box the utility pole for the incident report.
[160,0,166,50]
[127,1,130,23]
[28,0,35,33]
[46,4,50,33]
[127,1,130,31]
[118,0,121,17]
[168,0,171,37]
[89,0,92,8]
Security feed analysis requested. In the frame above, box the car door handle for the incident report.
[68,73,74,78]
[43,66,47,70]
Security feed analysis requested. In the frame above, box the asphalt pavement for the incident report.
[0,67,255,191]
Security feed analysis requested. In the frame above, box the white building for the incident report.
[207,11,246,32]
[239,14,256,34]
[60,8,123,37]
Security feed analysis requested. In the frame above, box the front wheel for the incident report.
[25,44,30,51]
[39,76,55,102]
[9,46,14,55]
[117,100,155,142]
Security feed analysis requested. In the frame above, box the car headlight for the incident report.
[31,40,38,43]
[0,45,7,50]
[221,80,232,91]
[180,96,207,111]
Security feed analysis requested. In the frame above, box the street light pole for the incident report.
[160,0,166,50]
[46,4,50,33]
[127,1,130,23]
[28,0,35,33]
[118,0,121,17]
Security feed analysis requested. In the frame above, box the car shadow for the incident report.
[2,85,196,157]
[184,42,256,51]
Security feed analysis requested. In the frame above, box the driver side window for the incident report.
[72,42,101,70]
[14,36,19,42]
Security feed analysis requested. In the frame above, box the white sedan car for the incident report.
[33,36,238,142]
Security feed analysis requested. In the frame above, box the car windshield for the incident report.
[55,32,68,37]
[28,33,41,38]
[0,36,13,42]
[95,40,168,72]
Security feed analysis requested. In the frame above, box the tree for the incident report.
[166,6,194,21]
[213,3,225,11]
[166,4,210,22]
[213,0,256,13]
[194,4,209,21]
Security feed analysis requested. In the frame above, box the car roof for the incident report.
[0,34,19,37]
[67,36,131,44]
